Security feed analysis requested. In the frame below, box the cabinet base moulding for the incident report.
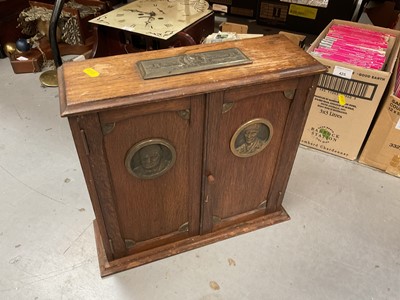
[94,208,290,277]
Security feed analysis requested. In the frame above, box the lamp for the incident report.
[39,0,64,87]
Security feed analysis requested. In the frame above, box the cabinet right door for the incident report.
[203,80,296,232]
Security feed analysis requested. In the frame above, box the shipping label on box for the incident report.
[301,19,400,160]
[219,22,248,34]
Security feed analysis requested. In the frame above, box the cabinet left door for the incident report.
[72,95,205,259]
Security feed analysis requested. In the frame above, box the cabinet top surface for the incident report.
[59,35,326,116]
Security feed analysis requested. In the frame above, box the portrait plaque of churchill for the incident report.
[125,139,176,179]
[230,118,273,158]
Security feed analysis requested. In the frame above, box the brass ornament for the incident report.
[258,200,267,208]
[178,222,189,232]
[212,216,222,224]
[125,138,176,180]
[124,239,135,249]
[37,19,62,41]
[101,123,115,135]
[230,118,273,158]
[16,4,94,46]
[3,43,17,57]
[177,109,190,120]
[283,89,296,100]
[222,102,234,114]
[39,69,58,87]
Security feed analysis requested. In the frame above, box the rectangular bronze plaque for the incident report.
[136,48,252,79]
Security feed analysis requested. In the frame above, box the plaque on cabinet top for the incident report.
[137,48,252,79]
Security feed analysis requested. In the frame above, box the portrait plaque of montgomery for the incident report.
[230,118,273,158]
[125,139,176,179]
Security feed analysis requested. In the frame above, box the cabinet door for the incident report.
[203,81,295,232]
[99,96,204,253]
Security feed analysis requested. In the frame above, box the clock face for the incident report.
[90,0,212,40]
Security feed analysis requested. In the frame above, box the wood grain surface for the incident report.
[59,35,325,116]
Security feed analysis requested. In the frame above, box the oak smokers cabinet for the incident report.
[58,35,326,276]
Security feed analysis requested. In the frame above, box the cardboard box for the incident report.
[256,0,357,34]
[300,19,400,160]
[219,22,248,34]
[278,31,306,48]
[366,1,399,29]
[359,59,400,177]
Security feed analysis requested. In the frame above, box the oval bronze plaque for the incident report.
[125,138,176,179]
[230,118,273,158]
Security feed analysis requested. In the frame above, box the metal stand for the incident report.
[39,0,64,87]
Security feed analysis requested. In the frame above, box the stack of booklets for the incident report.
[310,24,392,70]
[395,60,400,97]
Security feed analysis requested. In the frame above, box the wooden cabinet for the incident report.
[58,35,326,276]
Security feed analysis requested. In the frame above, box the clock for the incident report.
[90,0,212,40]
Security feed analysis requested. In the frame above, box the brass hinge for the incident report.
[304,86,314,112]
[79,129,90,155]
[109,239,115,254]
[278,191,283,202]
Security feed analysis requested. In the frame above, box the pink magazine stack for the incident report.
[310,24,393,70]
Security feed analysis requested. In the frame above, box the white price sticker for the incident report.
[333,66,353,79]
[16,56,28,61]
[396,118,400,130]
